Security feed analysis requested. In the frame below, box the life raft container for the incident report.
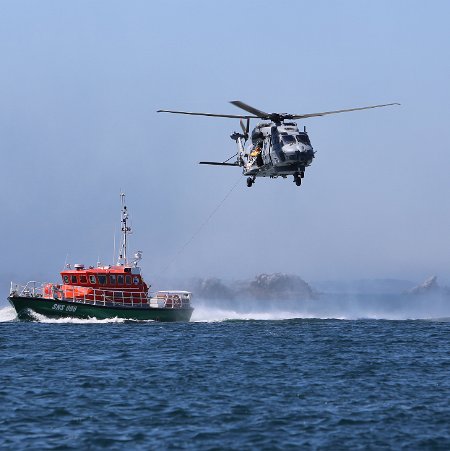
[61,285,94,301]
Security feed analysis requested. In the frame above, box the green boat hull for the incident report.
[8,296,194,322]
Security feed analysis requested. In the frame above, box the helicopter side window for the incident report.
[296,134,311,145]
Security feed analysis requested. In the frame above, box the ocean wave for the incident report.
[191,310,450,322]
[191,306,348,322]
[27,311,131,324]
[0,306,156,324]
[191,293,450,322]
[2,303,448,324]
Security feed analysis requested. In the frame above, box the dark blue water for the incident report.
[1,306,449,450]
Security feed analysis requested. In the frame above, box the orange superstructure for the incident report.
[51,264,150,304]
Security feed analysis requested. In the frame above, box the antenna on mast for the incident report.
[113,226,116,265]
[117,193,132,266]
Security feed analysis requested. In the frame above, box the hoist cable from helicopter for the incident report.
[222,153,238,163]
[161,175,242,274]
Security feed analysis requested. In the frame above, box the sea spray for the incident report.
[191,292,450,321]
[0,306,17,322]
[2,294,449,323]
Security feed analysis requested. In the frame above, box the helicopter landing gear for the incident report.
[247,177,255,187]
[294,174,302,186]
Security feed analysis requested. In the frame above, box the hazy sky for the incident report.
[1,0,450,287]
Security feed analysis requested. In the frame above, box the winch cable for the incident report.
[161,176,242,274]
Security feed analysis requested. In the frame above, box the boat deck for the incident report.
[9,281,192,310]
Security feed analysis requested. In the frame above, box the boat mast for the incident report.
[117,193,132,266]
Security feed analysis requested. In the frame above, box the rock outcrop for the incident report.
[406,276,440,295]
[191,277,235,300]
[191,273,316,301]
[242,273,316,300]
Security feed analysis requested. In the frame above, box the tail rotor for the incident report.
[240,118,250,141]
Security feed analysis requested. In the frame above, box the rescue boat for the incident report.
[8,194,194,322]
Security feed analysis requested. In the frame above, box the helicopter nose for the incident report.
[304,146,315,163]
[282,143,299,153]
[282,145,299,159]
[296,145,314,163]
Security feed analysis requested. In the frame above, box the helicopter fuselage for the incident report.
[240,121,315,182]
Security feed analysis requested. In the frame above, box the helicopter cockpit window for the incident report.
[296,134,311,145]
[282,135,296,144]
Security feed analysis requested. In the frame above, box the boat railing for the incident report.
[9,281,192,309]
[10,281,45,298]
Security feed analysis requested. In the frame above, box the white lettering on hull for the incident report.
[52,304,77,313]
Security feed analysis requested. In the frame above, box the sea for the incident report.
[1,297,449,450]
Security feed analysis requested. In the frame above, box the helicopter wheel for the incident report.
[247,177,254,187]
[300,171,305,178]
[294,174,302,186]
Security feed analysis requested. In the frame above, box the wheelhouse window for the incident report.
[118,275,124,285]
[125,275,131,285]
[89,275,96,284]
[63,275,69,284]
[80,275,87,284]
[71,275,77,284]
[133,276,139,285]
[98,275,107,285]
[109,275,116,285]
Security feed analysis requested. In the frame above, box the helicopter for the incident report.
[157,100,399,187]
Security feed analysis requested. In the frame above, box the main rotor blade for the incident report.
[230,101,269,118]
[291,103,400,119]
[157,109,257,119]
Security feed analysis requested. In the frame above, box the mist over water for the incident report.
[191,292,450,322]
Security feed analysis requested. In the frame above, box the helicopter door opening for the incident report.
[271,129,285,163]
[263,136,272,166]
